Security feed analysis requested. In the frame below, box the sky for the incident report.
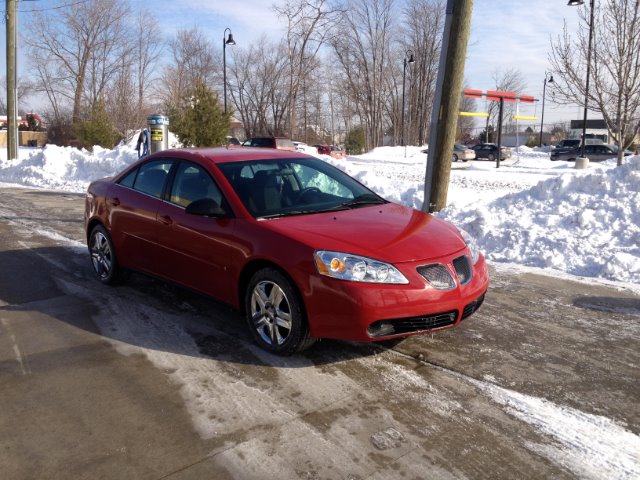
[2,0,586,126]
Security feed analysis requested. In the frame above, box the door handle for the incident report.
[159,215,173,226]
[110,197,121,206]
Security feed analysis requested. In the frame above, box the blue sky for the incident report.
[3,0,585,125]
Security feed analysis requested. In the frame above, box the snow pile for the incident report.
[440,157,640,283]
[0,144,138,191]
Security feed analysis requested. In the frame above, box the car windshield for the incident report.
[218,157,386,219]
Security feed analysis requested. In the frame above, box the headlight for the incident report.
[314,250,409,284]
[458,228,481,264]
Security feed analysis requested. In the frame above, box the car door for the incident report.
[107,158,174,274]
[155,160,242,303]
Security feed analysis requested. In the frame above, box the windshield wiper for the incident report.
[258,210,313,219]
[340,194,386,208]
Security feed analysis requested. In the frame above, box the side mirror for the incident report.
[185,198,228,217]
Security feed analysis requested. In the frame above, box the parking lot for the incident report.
[1,186,638,479]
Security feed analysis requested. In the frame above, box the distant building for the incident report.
[569,119,609,143]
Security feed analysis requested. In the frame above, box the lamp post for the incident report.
[539,72,554,147]
[401,50,415,147]
[222,28,236,114]
[568,0,595,160]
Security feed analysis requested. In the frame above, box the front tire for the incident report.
[245,268,315,355]
[487,153,495,162]
[89,225,124,285]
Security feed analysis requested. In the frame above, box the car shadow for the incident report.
[0,246,388,369]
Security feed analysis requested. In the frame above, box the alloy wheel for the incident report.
[250,280,293,346]
[90,231,112,280]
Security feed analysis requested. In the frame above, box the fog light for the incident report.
[368,321,395,337]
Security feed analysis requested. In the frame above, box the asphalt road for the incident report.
[1,186,638,480]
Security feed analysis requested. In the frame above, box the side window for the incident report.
[133,160,173,198]
[169,161,223,208]
[118,169,137,188]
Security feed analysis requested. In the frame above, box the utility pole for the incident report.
[423,0,473,213]
[6,0,18,160]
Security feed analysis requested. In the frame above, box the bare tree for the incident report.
[275,0,341,139]
[484,68,527,141]
[227,38,290,137]
[159,28,219,113]
[133,12,164,126]
[550,0,640,165]
[26,0,130,124]
[332,0,395,149]
[0,77,35,115]
[403,0,444,146]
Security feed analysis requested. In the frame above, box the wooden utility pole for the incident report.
[423,0,473,213]
[6,0,18,160]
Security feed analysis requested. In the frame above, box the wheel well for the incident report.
[238,260,306,317]
[85,218,104,245]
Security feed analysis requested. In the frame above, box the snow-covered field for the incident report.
[1,141,639,290]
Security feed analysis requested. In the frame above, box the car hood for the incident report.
[260,203,466,263]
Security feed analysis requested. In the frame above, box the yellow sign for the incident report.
[150,129,163,142]
[512,115,538,121]
[459,111,489,117]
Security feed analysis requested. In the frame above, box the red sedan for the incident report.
[85,148,488,354]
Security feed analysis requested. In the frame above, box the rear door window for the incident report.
[133,160,174,198]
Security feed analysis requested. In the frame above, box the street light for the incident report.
[401,50,415,147]
[568,0,595,160]
[539,72,554,147]
[222,28,236,114]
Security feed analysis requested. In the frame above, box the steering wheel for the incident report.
[295,187,322,203]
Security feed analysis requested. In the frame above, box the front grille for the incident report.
[461,293,486,320]
[368,311,458,337]
[417,264,456,290]
[452,255,472,285]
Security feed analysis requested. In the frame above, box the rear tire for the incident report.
[89,225,125,285]
[488,153,495,162]
[452,154,458,162]
[245,268,315,355]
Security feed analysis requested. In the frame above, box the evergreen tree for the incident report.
[345,126,365,154]
[77,100,119,149]
[173,81,230,147]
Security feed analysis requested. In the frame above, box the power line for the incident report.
[0,0,90,14]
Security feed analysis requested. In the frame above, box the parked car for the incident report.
[550,144,629,161]
[452,144,475,162]
[553,138,603,149]
[292,141,307,152]
[314,144,332,155]
[242,136,296,151]
[225,136,241,145]
[471,143,511,161]
[85,148,488,355]
[330,145,347,159]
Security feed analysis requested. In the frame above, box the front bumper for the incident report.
[302,252,489,342]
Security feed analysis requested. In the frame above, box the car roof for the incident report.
[150,146,311,165]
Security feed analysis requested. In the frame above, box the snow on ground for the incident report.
[472,376,640,480]
[1,142,639,287]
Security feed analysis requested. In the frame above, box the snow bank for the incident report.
[0,144,138,191]
[440,157,640,283]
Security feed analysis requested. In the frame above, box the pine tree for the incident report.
[174,81,230,147]
[77,100,119,149]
